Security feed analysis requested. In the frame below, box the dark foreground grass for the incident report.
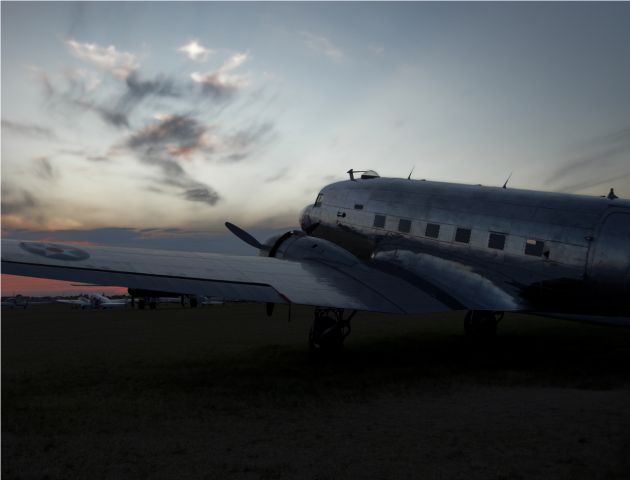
[3,304,630,479]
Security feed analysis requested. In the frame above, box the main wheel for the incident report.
[309,315,344,352]
[464,310,499,337]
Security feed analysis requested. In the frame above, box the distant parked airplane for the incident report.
[3,171,629,351]
[57,293,128,310]
[1,295,30,309]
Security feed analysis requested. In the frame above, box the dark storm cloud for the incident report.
[264,168,289,183]
[190,52,249,102]
[1,184,41,215]
[557,171,630,195]
[98,73,181,128]
[33,157,56,180]
[127,115,206,153]
[228,122,274,152]
[195,76,239,102]
[545,127,630,191]
[86,155,110,162]
[31,42,276,208]
[42,67,180,129]
[219,122,275,163]
[124,73,179,102]
[184,187,220,205]
[94,105,130,128]
[76,73,179,129]
[126,115,221,206]
[1,119,56,139]
[124,115,275,204]
[41,73,130,128]
[58,148,115,163]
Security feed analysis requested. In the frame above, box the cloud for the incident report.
[191,52,249,100]
[220,52,248,72]
[368,44,385,56]
[58,148,116,163]
[125,73,178,100]
[300,31,344,62]
[66,38,138,79]
[43,42,255,130]
[65,68,102,93]
[1,184,41,215]
[44,65,179,129]
[128,114,208,154]
[555,171,630,195]
[264,168,289,183]
[124,114,275,204]
[86,155,110,162]
[178,41,214,62]
[545,126,630,192]
[1,119,56,139]
[126,115,221,205]
[184,187,220,205]
[33,157,56,180]
[224,122,275,160]
[100,72,181,127]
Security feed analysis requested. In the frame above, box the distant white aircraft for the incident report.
[201,296,224,306]
[57,293,129,310]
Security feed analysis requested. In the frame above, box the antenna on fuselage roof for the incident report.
[407,166,415,180]
[502,172,513,189]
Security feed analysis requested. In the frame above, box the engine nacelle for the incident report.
[260,231,358,266]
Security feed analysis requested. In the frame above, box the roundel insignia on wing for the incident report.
[19,242,90,261]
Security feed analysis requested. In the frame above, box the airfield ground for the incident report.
[2,304,630,479]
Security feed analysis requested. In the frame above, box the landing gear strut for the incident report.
[309,308,356,352]
[464,310,504,338]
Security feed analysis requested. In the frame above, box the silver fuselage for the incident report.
[300,177,630,315]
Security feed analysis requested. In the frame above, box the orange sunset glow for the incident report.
[1,274,127,297]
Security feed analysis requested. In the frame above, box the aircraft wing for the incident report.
[1,239,453,314]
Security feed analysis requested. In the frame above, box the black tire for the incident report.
[464,310,498,338]
[309,315,344,352]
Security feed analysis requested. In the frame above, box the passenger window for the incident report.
[354,204,364,210]
[373,215,386,228]
[455,228,471,244]
[425,223,440,238]
[314,193,323,207]
[488,233,506,250]
[525,239,544,256]
[398,219,411,233]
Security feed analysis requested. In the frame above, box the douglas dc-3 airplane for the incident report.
[2,170,629,351]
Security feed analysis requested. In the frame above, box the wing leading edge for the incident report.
[1,239,452,314]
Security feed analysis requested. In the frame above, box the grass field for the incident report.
[3,304,630,479]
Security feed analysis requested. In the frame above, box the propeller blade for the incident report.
[225,222,263,249]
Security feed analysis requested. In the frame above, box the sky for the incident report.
[2,2,630,295]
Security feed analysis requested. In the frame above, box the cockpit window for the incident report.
[314,193,323,207]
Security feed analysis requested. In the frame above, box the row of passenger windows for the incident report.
[373,215,546,257]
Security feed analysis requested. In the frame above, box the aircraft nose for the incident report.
[299,205,314,232]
